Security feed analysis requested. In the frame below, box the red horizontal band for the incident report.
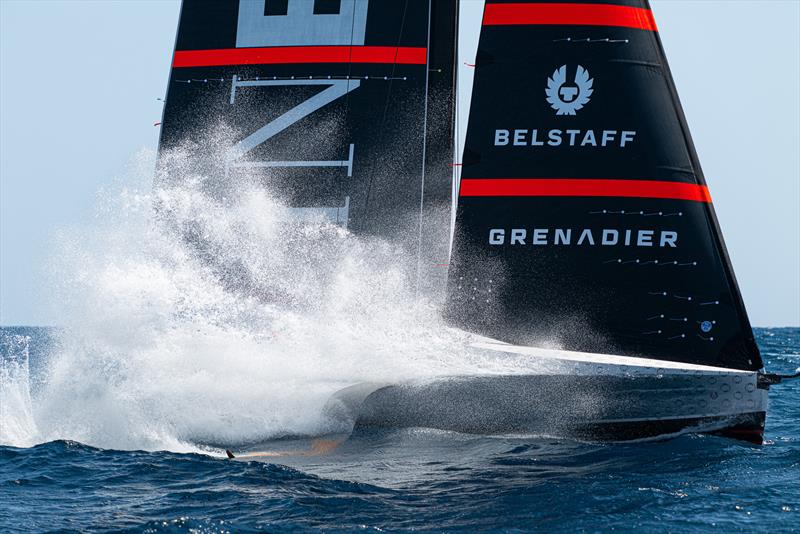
[173,46,427,68]
[483,3,657,31]
[459,179,711,202]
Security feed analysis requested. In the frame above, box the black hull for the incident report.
[352,410,767,444]
[573,411,766,444]
[327,371,769,444]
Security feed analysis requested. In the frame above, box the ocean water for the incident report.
[1,326,798,533]
[1,154,798,532]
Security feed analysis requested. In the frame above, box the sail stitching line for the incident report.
[173,76,410,84]
[553,37,630,44]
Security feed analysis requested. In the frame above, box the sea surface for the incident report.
[1,327,798,533]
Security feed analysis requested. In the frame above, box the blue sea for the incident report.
[1,326,798,533]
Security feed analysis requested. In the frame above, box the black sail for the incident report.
[447,0,762,371]
[157,0,456,276]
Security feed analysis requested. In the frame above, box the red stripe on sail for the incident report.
[173,46,428,68]
[483,3,658,31]
[459,179,712,202]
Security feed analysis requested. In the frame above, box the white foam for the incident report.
[2,147,545,453]
[0,335,40,448]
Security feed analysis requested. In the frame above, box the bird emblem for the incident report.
[545,65,594,116]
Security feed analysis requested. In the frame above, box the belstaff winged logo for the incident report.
[545,65,594,115]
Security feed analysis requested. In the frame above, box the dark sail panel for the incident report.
[447,0,762,371]
[158,0,456,268]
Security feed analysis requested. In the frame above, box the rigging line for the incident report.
[415,0,433,298]
[449,0,461,260]
[360,0,410,221]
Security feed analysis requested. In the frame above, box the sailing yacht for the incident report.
[158,0,780,443]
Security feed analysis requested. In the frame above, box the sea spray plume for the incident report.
[16,120,561,453]
[26,145,492,453]
[0,334,40,447]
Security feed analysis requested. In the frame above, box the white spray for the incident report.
[1,147,540,453]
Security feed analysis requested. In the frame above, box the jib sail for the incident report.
[158,0,456,274]
[447,0,762,371]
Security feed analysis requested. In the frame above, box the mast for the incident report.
[446,0,762,371]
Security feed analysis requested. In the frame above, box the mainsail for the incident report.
[446,0,762,371]
[158,0,457,281]
[158,0,762,372]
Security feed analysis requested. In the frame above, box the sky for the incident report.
[1,0,798,327]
